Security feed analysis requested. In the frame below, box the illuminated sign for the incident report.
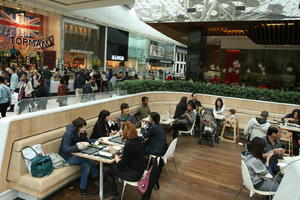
[111,55,124,61]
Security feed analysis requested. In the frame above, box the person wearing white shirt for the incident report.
[213,98,226,116]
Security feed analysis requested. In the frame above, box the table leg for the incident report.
[99,162,103,200]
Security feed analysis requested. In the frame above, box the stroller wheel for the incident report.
[198,138,204,145]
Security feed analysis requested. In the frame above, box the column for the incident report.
[186,28,207,82]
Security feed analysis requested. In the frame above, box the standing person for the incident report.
[93,71,102,92]
[57,78,68,107]
[244,111,271,141]
[109,74,118,90]
[171,101,196,139]
[101,71,108,92]
[173,96,188,119]
[0,76,11,118]
[90,110,119,139]
[8,66,19,112]
[135,96,151,120]
[242,137,279,192]
[17,74,34,114]
[105,122,147,199]
[59,117,98,198]
[107,68,113,81]
[62,70,70,88]
[141,112,167,156]
[35,75,48,110]
[81,76,94,102]
[42,66,52,95]
[262,126,285,176]
[74,71,86,102]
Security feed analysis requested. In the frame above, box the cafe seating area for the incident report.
[0,91,299,200]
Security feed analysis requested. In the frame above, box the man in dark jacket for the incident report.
[81,76,94,102]
[74,71,86,102]
[141,112,167,156]
[59,117,98,197]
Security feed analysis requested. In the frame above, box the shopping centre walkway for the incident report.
[45,134,264,200]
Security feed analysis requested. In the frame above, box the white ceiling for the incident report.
[14,0,135,11]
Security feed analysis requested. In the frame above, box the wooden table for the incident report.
[72,151,115,200]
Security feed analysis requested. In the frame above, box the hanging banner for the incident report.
[0,9,41,38]
[9,35,54,50]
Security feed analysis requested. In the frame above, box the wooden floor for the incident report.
[46,135,267,200]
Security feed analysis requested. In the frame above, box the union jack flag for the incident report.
[0,9,41,38]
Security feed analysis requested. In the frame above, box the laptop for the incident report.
[108,135,125,145]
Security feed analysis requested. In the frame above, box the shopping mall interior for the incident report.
[0,0,300,200]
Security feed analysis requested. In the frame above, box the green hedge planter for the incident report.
[114,80,300,105]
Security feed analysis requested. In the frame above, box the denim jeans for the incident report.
[67,156,98,189]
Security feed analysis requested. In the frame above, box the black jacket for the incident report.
[90,120,119,139]
[188,99,202,107]
[117,137,146,182]
[142,124,167,156]
[173,103,187,119]
[59,124,94,161]
[74,75,86,89]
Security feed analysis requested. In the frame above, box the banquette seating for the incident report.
[1,92,297,200]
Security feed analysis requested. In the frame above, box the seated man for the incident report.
[116,103,138,126]
[135,96,151,120]
[171,101,196,139]
[59,117,98,198]
[188,93,201,108]
[263,126,285,176]
[244,111,271,141]
[141,112,167,156]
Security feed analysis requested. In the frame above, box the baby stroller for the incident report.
[198,108,218,147]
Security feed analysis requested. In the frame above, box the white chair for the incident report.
[178,119,196,136]
[235,160,276,200]
[121,180,138,200]
[162,138,178,174]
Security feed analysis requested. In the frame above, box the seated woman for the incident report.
[91,110,119,139]
[171,101,196,139]
[282,109,300,155]
[59,117,98,197]
[104,122,147,199]
[213,97,226,116]
[242,137,279,192]
[173,96,188,119]
[282,109,300,125]
[141,112,167,156]
[116,103,138,126]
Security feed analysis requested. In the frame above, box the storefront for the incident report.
[147,41,174,79]
[128,33,150,74]
[63,18,104,70]
[0,6,61,69]
[106,27,129,72]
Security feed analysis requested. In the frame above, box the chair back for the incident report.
[163,138,178,163]
[241,160,255,192]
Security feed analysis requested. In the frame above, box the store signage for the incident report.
[9,35,54,49]
[150,44,164,57]
[70,49,94,54]
[73,57,84,64]
[111,55,124,61]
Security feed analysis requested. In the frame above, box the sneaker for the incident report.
[80,189,97,198]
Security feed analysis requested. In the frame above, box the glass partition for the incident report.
[14,90,127,115]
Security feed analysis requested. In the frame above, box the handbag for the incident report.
[48,153,68,169]
[137,166,153,195]
[21,146,53,178]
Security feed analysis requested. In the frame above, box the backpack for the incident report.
[137,166,153,195]
[21,146,53,178]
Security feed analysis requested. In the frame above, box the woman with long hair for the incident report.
[91,110,119,139]
[104,122,146,199]
[173,96,188,119]
[242,137,279,191]
[213,97,225,116]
